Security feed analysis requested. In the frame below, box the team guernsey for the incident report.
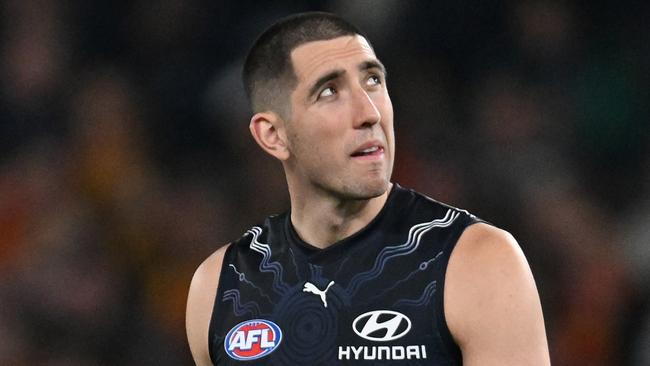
[209,184,481,365]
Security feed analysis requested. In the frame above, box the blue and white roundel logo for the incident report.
[224,319,282,361]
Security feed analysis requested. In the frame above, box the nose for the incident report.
[352,87,381,129]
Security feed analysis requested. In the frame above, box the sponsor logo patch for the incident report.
[352,310,411,341]
[339,310,427,361]
[224,319,282,361]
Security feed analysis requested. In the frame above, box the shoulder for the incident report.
[393,184,475,222]
[189,244,231,301]
[448,223,523,271]
[186,244,231,366]
[444,223,550,365]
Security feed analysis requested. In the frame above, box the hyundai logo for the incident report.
[352,310,412,342]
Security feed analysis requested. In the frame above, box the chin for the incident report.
[346,178,389,200]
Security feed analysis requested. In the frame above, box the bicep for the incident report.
[186,244,230,366]
[445,224,550,365]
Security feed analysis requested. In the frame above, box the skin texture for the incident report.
[446,223,550,365]
[186,244,229,366]
[250,35,395,247]
[186,35,550,365]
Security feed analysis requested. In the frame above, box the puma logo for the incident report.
[303,281,335,308]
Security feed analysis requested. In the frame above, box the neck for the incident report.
[288,183,392,249]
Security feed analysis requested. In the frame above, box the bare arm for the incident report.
[186,244,230,366]
[445,223,550,365]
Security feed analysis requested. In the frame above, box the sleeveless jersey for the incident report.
[209,184,481,365]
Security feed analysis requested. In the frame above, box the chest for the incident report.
[213,227,460,365]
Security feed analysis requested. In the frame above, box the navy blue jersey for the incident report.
[209,184,481,365]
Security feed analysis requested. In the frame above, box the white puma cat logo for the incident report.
[303,281,335,308]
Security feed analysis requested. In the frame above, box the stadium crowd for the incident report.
[0,1,648,364]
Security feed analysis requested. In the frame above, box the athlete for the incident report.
[186,12,550,365]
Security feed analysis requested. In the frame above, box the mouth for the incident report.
[351,142,385,159]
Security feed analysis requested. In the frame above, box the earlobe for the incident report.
[249,112,290,161]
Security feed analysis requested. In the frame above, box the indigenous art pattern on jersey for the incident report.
[209,184,481,365]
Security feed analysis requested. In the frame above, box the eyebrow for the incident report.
[359,60,387,78]
[308,69,345,100]
[306,59,388,100]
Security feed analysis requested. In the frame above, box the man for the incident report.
[187,12,549,365]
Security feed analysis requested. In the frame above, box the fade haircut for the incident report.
[243,12,369,118]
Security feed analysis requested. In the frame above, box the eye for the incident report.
[366,75,381,86]
[318,86,336,99]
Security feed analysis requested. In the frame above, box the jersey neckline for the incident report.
[283,183,403,255]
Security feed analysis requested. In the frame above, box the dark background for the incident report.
[0,0,648,364]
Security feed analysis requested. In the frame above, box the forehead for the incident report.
[290,35,377,83]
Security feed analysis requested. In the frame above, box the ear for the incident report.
[249,112,290,161]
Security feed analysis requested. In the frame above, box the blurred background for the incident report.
[0,0,648,364]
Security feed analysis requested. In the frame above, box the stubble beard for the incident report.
[288,141,393,203]
[326,166,391,202]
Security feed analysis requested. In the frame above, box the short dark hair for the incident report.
[243,12,368,117]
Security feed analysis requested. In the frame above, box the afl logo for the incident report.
[224,319,282,361]
[353,310,412,342]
